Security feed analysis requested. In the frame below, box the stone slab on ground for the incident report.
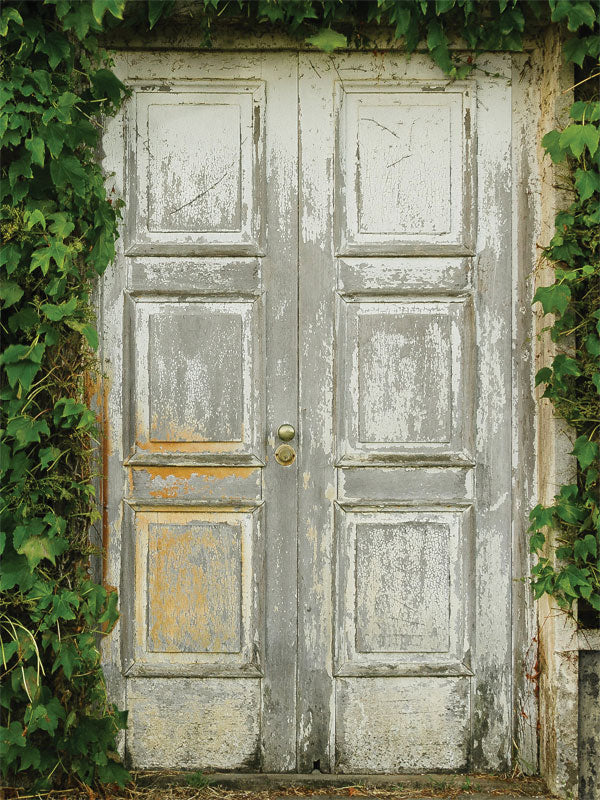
[132,772,553,797]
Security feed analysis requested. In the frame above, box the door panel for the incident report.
[126,82,265,256]
[102,52,297,771]
[298,52,513,773]
[103,49,514,774]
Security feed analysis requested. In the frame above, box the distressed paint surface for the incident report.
[336,83,474,255]
[149,311,243,442]
[358,311,451,444]
[355,521,450,653]
[147,102,242,232]
[357,103,451,234]
[147,522,242,653]
[100,47,521,774]
[299,51,512,773]
[127,83,264,255]
[127,677,260,769]
[335,677,471,772]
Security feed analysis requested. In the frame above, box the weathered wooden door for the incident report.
[101,49,513,773]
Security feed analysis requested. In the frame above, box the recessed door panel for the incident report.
[126,82,265,255]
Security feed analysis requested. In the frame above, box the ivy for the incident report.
[0,0,598,789]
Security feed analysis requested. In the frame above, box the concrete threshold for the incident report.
[133,771,552,797]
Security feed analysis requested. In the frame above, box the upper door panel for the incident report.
[126,82,265,256]
[336,82,475,256]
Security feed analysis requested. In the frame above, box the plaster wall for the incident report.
[533,27,595,800]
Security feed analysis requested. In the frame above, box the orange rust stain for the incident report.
[131,467,258,498]
[136,439,240,454]
[101,381,110,585]
[147,523,239,653]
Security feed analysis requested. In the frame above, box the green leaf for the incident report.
[0,244,21,275]
[39,446,61,470]
[586,334,600,356]
[148,0,174,29]
[90,68,126,106]
[533,283,571,316]
[52,642,78,679]
[562,37,590,66]
[50,156,88,198]
[25,208,46,230]
[48,212,75,239]
[542,129,566,163]
[552,353,581,381]
[40,123,65,159]
[571,436,599,470]
[535,367,553,387]
[570,100,600,122]
[529,503,555,529]
[41,296,78,321]
[0,7,23,36]
[565,1,596,31]
[559,123,600,158]
[35,32,72,69]
[306,28,347,53]
[0,281,24,309]
[17,535,68,570]
[574,168,600,201]
[24,136,45,167]
[92,0,125,24]
[5,416,50,449]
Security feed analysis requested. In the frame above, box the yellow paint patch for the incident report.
[131,467,259,499]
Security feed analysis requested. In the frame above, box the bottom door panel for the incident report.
[335,676,470,772]
[127,677,261,769]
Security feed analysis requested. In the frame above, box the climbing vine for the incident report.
[0,0,598,790]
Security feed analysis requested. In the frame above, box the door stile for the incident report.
[260,53,300,772]
[470,61,513,770]
[297,54,337,773]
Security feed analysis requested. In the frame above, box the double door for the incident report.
[101,49,514,772]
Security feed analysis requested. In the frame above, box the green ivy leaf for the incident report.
[16,535,68,570]
[24,136,45,167]
[306,28,347,53]
[570,100,600,122]
[571,436,599,470]
[574,168,600,201]
[0,281,24,309]
[552,353,582,382]
[91,0,125,24]
[25,208,46,230]
[533,283,571,316]
[41,296,77,321]
[148,0,174,29]
[559,123,600,158]
[0,7,23,36]
[50,156,88,198]
[90,68,126,107]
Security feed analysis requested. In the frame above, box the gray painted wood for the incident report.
[101,52,297,771]
[299,52,513,774]
[102,48,517,774]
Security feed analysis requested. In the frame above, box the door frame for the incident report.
[96,33,542,774]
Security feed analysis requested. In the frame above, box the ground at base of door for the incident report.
[2,773,556,800]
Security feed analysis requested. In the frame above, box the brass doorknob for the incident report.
[277,423,295,441]
[275,444,296,466]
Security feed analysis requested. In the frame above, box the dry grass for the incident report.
[1,773,553,800]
